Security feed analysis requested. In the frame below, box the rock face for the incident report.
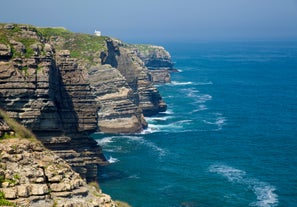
[0,24,107,182]
[132,45,174,70]
[0,23,171,182]
[126,44,175,84]
[101,39,167,116]
[88,64,147,133]
[0,138,116,207]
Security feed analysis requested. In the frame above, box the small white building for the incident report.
[94,30,101,36]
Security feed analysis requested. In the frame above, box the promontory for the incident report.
[0,23,174,206]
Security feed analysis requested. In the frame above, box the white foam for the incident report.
[170,81,193,86]
[195,94,212,103]
[144,140,167,157]
[105,135,168,157]
[95,137,114,146]
[209,164,246,182]
[251,183,278,207]
[209,164,278,207]
[145,116,172,123]
[203,114,226,130]
[128,174,140,179]
[184,88,200,98]
[120,135,143,142]
[159,109,174,115]
[168,81,213,86]
[195,81,213,85]
[191,104,208,113]
[107,156,119,163]
[141,118,194,135]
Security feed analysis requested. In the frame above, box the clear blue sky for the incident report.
[1,0,297,43]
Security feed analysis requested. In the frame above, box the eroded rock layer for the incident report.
[88,64,147,133]
[0,138,116,207]
[101,39,167,116]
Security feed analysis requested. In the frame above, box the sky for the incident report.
[1,0,297,43]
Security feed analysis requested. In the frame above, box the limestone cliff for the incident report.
[129,44,174,70]
[125,44,175,84]
[100,39,167,116]
[0,24,107,182]
[88,64,147,133]
[0,23,171,182]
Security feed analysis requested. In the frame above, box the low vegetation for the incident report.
[37,27,108,66]
[0,23,41,58]
[0,191,14,206]
[115,200,133,207]
[0,108,36,141]
[0,23,108,67]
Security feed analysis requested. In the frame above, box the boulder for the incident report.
[0,44,12,58]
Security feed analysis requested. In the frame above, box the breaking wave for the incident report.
[203,113,226,131]
[169,81,213,86]
[107,156,119,163]
[96,135,167,157]
[209,164,278,207]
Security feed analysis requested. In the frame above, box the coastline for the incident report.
[0,22,174,206]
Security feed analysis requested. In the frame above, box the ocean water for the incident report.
[93,41,297,207]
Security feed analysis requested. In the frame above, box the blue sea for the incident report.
[93,41,297,207]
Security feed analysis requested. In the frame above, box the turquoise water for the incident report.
[93,42,297,207]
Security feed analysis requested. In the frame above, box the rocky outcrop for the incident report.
[101,39,167,116]
[126,44,176,84]
[0,44,12,59]
[0,138,116,207]
[131,45,174,70]
[88,64,147,133]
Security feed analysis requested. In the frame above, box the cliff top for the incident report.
[0,23,108,67]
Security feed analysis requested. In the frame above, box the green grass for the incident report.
[0,108,37,141]
[38,27,108,66]
[0,191,15,206]
[125,43,160,56]
[88,181,100,192]
[0,23,40,58]
[1,23,108,67]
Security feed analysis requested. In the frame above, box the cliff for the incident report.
[0,23,171,182]
[0,24,108,183]
[125,44,175,84]
[0,138,116,207]
[0,111,116,207]
[100,39,167,116]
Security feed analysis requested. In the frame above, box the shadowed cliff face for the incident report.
[0,24,107,182]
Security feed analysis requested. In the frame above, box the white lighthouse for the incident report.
[94,30,101,36]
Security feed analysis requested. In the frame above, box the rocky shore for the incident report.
[0,23,174,206]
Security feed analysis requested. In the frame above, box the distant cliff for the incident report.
[125,44,175,84]
[0,23,172,182]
